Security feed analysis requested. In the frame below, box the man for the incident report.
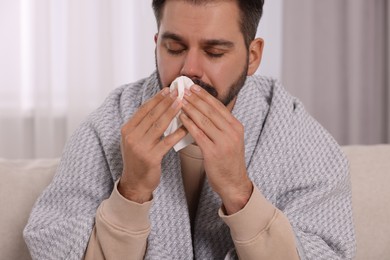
[24,0,356,259]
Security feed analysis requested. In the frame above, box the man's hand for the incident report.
[180,85,253,215]
[119,88,187,203]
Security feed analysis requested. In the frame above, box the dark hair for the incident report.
[152,0,265,48]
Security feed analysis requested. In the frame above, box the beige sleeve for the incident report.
[219,185,300,260]
[84,180,152,260]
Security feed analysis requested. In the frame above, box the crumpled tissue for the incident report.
[164,76,195,151]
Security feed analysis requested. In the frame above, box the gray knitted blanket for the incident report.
[24,73,356,259]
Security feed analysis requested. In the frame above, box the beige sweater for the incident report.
[85,144,299,259]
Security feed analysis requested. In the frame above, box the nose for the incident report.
[180,49,203,79]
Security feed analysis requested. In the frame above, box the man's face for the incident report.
[155,0,250,108]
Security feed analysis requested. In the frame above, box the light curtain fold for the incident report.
[2,1,387,158]
[282,0,389,145]
[0,1,156,159]
[0,1,283,159]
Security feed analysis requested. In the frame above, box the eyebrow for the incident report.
[203,39,234,48]
[161,32,184,42]
[161,31,235,48]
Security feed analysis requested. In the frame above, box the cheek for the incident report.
[157,51,183,88]
[207,58,246,91]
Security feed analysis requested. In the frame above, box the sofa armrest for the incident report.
[0,158,59,260]
[342,145,390,260]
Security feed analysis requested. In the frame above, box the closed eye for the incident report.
[167,48,185,55]
[204,48,227,58]
[205,51,225,58]
[165,42,186,56]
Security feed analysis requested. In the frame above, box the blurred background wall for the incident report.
[0,0,388,159]
[283,0,389,145]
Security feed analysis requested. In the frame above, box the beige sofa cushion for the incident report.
[342,145,390,260]
[0,158,58,260]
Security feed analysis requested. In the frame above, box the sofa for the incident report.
[0,145,389,260]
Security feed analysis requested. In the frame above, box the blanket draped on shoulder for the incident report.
[24,72,356,260]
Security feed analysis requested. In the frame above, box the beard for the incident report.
[155,55,249,107]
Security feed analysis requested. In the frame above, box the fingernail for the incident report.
[184,88,191,96]
[192,85,201,92]
[182,99,188,105]
[161,88,170,96]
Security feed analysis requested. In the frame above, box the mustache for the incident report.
[191,78,218,98]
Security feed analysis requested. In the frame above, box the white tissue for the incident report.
[164,76,195,151]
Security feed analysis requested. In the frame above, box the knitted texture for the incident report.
[24,72,356,259]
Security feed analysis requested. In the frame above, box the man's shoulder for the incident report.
[247,74,279,86]
[245,75,287,97]
[240,74,293,106]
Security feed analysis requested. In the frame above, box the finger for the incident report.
[134,89,179,138]
[181,98,221,142]
[144,97,184,142]
[184,88,228,130]
[186,85,244,138]
[155,126,188,155]
[179,112,214,148]
[138,91,182,140]
[189,85,237,125]
[183,87,234,135]
[122,88,170,134]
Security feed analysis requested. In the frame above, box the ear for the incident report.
[247,38,264,76]
[154,33,158,44]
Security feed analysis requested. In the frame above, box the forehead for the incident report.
[159,0,242,42]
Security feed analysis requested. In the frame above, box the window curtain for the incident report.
[282,0,389,145]
[0,0,157,159]
[3,1,388,158]
[0,0,283,159]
